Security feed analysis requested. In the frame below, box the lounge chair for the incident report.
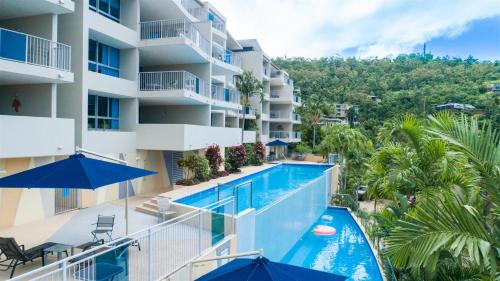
[91,215,115,242]
[0,238,56,278]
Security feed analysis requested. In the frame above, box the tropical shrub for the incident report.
[226,145,247,172]
[176,154,210,185]
[295,143,312,155]
[205,145,224,178]
[253,141,266,165]
[244,144,255,166]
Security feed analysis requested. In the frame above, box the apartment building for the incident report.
[237,39,301,144]
[0,0,256,229]
[0,0,302,229]
[0,0,76,228]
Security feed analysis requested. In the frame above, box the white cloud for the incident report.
[212,0,500,58]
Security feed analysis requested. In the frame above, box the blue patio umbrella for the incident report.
[0,152,157,234]
[0,154,156,189]
[196,257,348,281]
[266,139,289,147]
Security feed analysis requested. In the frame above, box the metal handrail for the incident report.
[0,27,71,71]
[139,19,210,55]
[217,180,253,212]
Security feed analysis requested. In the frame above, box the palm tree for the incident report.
[378,113,499,279]
[368,115,477,198]
[427,112,500,209]
[385,191,498,279]
[303,94,326,148]
[319,124,373,190]
[236,71,263,143]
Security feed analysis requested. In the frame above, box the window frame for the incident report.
[88,94,120,130]
[89,0,120,23]
[88,39,120,77]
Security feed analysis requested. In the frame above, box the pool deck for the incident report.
[161,163,278,201]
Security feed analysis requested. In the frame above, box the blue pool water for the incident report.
[176,164,331,212]
[281,208,383,281]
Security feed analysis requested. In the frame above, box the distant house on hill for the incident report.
[367,95,382,103]
[435,103,476,111]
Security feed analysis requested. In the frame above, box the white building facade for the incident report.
[0,0,299,229]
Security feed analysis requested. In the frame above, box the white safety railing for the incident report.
[270,111,291,119]
[139,19,210,55]
[0,27,71,71]
[211,85,240,104]
[139,71,208,97]
[212,44,241,68]
[242,106,256,116]
[293,131,302,139]
[10,198,235,281]
[270,131,290,139]
[270,91,281,98]
[211,21,225,33]
[178,0,205,21]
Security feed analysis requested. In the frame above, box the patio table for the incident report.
[43,243,74,265]
[73,262,124,281]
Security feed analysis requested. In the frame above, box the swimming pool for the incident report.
[281,208,383,281]
[176,164,332,213]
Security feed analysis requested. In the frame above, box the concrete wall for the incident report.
[140,105,210,126]
[0,85,53,117]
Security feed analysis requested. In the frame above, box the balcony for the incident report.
[271,71,293,87]
[179,0,205,21]
[136,124,242,151]
[270,131,290,140]
[270,111,291,121]
[212,44,242,74]
[0,27,73,84]
[240,106,256,119]
[0,0,74,20]
[211,85,240,106]
[139,19,210,65]
[139,71,210,105]
[0,115,74,158]
[270,91,297,105]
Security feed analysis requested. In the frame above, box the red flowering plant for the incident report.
[205,144,224,178]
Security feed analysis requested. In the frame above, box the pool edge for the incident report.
[330,206,387,281]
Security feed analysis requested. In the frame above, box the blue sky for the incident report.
[215,0,500,60]
[413,16,500,61]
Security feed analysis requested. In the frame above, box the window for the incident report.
[88,94,120,130]
[88,39,120,77]
[89,0,120,22]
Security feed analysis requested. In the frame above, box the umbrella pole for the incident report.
[76,147,131,236]
[125,180,129,235]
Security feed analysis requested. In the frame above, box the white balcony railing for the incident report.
[211,21,225,33]
[270,131,290,139]
[139,71,208,97]
[140,19,210,55]
[0,27,71,71]
[212,44,242,68]
[293,131,302,139]
[270,111,291,119]
[270,91,281,99]
[211,84,240,104]
[242,106,256,116]
[179,0,205,20]
[10,198,235,281]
